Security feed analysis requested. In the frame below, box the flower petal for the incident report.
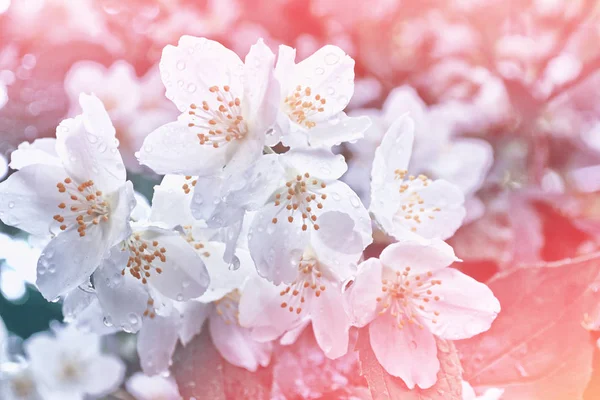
[137,308,181,375]
[177,300,211,346]
[238,274,299,342]
[248,206,309,284]
[160,36,244,113]
[137,227,210,301]
[137,121,228,176]
[37,224,110,300]
[307,112,371,148]
[0,164,68,237]
[94,247,149,333]
[419,268,500,340]
[198,243,255,303]
[344,257,382,327]
[9,138,61,170]
[279,148,347,181]
[369,313,439,389]
[56,94,126,194]
[209,314,272,372]
[379,239,458,275]
[294,45,355,118]
[82,355,125,396]
[151,174,195,227]
[311,282,350,359]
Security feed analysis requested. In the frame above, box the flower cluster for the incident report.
[0,37,500,394]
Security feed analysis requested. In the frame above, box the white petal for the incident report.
[311,181,372,277]
[138,121,228,176]
[209,314,272,371]
[132,192,152,223]
[369,313,439,389]
[9,138,61,170]
[238,274,299,342]
[126,372,181,400]
[56,94,126,194]
[37,224,110,300]
[0,164,68,237]
[82,355,125,396]
[248,206,309,284]
[294,45,355,118]
[379,239,458,274]
[137,308,181,375]
[370,114,414,195]
[137,227,210,301]
[307,113,371,148]
[344,258,382,327]
[151,174,195,227]
[279,318,310,346]
[419,268,500,340]
[62,289,118,336]
[94,247,149,333]
[243,39,279,134]
[198,243,254,303]
[280,148,347,181]
[160,36,244,113]
[311,282,350,359]
[178,300,211,346]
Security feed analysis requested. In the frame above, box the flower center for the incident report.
[11,375,35,398]
[279,257,327,315]
[393,169,441,232]
[53,178,110,237]
[284,85,326,129]
[121,234,167,285]
[183,226,211,258]
[215,290,241,325]
[187,85,247,148]
[182,176,198,195]
[376,266,443,330]
[271,172,327,231]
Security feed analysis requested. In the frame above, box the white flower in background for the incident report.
[370,115,466,241]
[345,85,493,214]
[247,149,372,284]
[0,233,40,301]
[345,239,500,389]
[0,94,134,300]
[0,315,7,363]
[462,381,504,400]
[64,61,177,171]
[126,372,181,400]
[138,36,279,176]
[0,362,42,400]
[239,244,352,359]
[274,44,371,149]
[24,324,124,400]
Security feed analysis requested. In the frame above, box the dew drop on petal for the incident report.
[315,67,325,75]
[103,316,113,327]
[187,83,197,93]
[410,340,418,350]
[176,293,184,302]
[325,52,340,65]
[350,196,361,208]
[176,60,186,71]
[7,201,14,209]
[327,87,335,95]
[228,255,241,271]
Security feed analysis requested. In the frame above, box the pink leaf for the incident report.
[356,328,463,400]
[171,329,273,400]
[457,253,600,400]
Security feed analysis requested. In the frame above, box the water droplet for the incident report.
[315,67,325,75]
[177,80,184,87]
[228,255,241,271]
[337,95,349,106]
[103,316,113,327]
[176,293,184,302]
[327,87,335,95]
[7,201,14,209]
[128,313,139,325]
[144,145,153,153]
[325,52,340,65]
[350,196,361,208]
[182,280,190,288]
[87,134,98,144]
[331,192,341,201]
[410,340,417,350]
[50,297,60,303]
[176,60,186,71]
[187,83,197,93]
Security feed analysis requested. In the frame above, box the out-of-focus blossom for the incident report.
[24,324,124,400]
[64,61,177,171]
[126,372,181,400]
[0,94,134,300]
[369,115,466,241]
[0,361,41,400]
[346,239,500,389]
